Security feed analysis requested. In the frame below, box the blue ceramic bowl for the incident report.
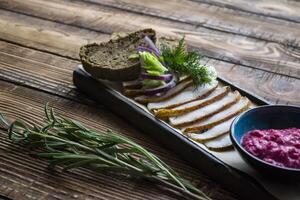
[230,105,300,179]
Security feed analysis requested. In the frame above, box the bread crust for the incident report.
[79,29,156,81]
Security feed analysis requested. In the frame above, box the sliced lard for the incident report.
[204,134,233,151]
[170,91,240,127]
[183,97,250,133]
[155,87,229,118]
[188,117,235,142]
[147,80,218,110]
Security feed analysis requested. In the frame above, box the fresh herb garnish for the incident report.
[0,104,211,200]
[161,37,217,85]
[139,51,169,89]
[139,51,168,75]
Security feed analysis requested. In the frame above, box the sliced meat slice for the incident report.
[188,117,235,142]
[123,88,144,97]
[183,97,250,133]
[122,79,142,89]
[147,81,218,110]
[135,78,193,104]
[204,134,233,151]
[155,86,229,118]
[170,91,241,127]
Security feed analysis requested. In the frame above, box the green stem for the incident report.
[1,108,211,200]
[150,176,209,200]
[124,137,187,191]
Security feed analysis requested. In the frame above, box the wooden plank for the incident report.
[208,60,300,106]
[81,0,300,47]
[0,40,299,106]
[191,0,300,23]
[0,3,299,79]
[0,1,296,199]
[0,8,109,59]
[0,80,237,200]
[0,40,93,103]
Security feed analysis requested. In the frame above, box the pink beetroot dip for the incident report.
[242,128,300,169]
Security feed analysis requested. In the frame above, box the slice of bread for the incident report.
[79,29,156,81]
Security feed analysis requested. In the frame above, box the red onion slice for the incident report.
[137,46,160,58]
[143,76,176,96]
[140,73,173,82]
[134,78,193,103]
[144,36,161,56]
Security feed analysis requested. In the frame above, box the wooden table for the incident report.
[0,0,299,199]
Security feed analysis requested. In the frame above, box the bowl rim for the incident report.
[230,105,300,172]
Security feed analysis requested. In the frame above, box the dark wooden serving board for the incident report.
[73,68,277,200]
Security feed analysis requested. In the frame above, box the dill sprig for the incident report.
[161,37,216,85]
[0,104,211,200]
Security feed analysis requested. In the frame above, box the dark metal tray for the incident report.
[73,68,277,200]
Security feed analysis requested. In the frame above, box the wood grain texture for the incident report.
[0,39,299,106]
[82,0,300,47]
[0,8,109,59]
[205,58,300,106]
[0,1,299,199]
[191,0,300,23]
[0,40,93,104]
[0,80,237,200]
[0,0,300,79]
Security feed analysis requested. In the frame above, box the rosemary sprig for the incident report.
[161,37,217,85]
[0,104,211,200]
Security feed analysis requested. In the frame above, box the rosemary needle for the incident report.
[0,104,211,200]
